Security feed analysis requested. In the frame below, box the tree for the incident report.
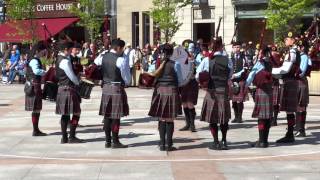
[150,0,192,43]
[69,0,105,42]
[266,0,316,44]
[5,0,37,43]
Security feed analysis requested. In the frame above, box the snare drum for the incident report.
[79,79,95,99]
[42,81,58,101]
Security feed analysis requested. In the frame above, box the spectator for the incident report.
[7,49,20,84]
[1,44,12,83]
[86,43,97,65]
[79,42,89,58]
[13,53,27,84]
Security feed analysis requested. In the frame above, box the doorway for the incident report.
[194,23,214,45]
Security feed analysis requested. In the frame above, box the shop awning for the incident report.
[0,17,79,42]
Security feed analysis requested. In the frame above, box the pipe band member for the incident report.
[94,38,131,149]
[196,37,233,150]
[56,42,83,144]
[25,43,47,137]
[246,46,273,148]
[272,33,300,143]
[148,43,183,151]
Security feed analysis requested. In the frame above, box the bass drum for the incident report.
[79,79,95,99]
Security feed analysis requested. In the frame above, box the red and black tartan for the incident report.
[148,86,181,120]
[25,82,42,111]
[297,77,309,112]
[55,86,81,115]
[272,80,280,106]
[179,79,199,105]
[252,84,273,119]
[230,80,249,102]
[280,79,298,112]
[200,88,231,124]
[99,84,129,119]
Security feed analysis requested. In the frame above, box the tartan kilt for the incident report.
[230,80,249,102]
[55,86,81,115]
[272,80,280,106]
[200,88,231,124]
[297,78,309,111]
[25,82,42,111]
[179,79,199,105]
[148,86,181,120]
[99,84,129,119]
[252,84,273,119]
[280,79,298,112]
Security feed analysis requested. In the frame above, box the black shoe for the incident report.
[208,142,221,150]
[61,136,68,144]
[32,130,47,137]
[271,118,278,126]
[167,146,177,151]
[159,145,166,151]
[179,125,190,131]
[190,125,197,132]
[295,130,306,137]
[237,118,243,123]
[69,137,85,143]
[220,141,229,150]
[231,118,238,123]
[112,142,128,149]
[276,133,295,143]
[105,142,112,148]
[251,141,268,148]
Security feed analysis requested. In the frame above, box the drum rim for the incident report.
[81,79,95,84]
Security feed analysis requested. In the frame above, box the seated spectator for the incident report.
[7,49,20,84]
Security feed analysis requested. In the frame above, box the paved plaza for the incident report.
[0,84,320,180]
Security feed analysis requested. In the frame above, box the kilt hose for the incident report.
[25,82,42,112]
[272,80,280,106]
[148,86,181,121]
[252,84,273,119]
[297,78,309,112]
[179,79,199,105]
[200,88,231,125]
[280,79,298,112]
[55,86,81,115]
[99,84,129,119]
[230,80,249,102]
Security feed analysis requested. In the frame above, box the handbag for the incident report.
[24,81,35,96]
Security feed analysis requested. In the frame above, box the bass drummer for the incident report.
[179,42,199,132]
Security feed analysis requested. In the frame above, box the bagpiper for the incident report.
[246,46,273,148]
[295,40,312,137]
[95,39,131,149]
[179,42,199,132]
[55,42,84,144]
[196,37,233,150]
[272,33,300,143]
[148,43,183,151]
[25,43,47,136]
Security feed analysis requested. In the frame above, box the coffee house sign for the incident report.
[34,0,78,18]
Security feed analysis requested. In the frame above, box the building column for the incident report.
[139,12,143,48]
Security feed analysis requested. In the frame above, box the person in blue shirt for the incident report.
[148,43,183,151]
[245,46,273,148]
[295,41,312,137]
[7,49,20,84]
[25,44,47,137]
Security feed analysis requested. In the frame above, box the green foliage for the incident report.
[5,0,37,43]
[150,0,192,42]
[266,0,316,43]
[69,0,105,42]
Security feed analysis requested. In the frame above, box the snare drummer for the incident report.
[179,43,199,132]
[55,42,84,144]
[25,43,47,136]
[94,39,131,149]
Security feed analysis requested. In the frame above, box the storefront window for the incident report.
[132,12,139,48]
[143,12,150,47]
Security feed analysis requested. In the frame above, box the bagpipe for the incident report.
[198,17,223,89]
